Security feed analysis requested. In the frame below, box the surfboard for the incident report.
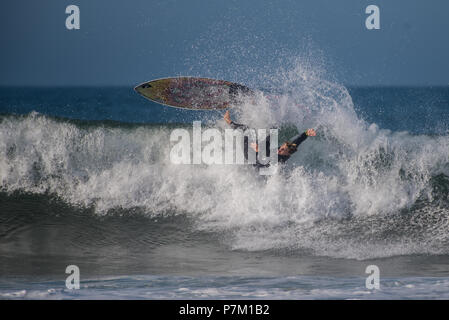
[134,77,253,110]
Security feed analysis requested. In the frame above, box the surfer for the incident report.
[223,110,316,168]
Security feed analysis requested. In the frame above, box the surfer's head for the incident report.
[278,142,297,156]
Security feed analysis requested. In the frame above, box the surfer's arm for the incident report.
[290,132,308,146]
[290,129,316,146]
[224,110,249,130]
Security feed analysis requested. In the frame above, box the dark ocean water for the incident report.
[0,85,448,299]
[1,86,449,133]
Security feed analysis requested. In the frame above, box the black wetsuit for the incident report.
[228,121,309,168]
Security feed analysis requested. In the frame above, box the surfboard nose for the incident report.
[134,82,152,94]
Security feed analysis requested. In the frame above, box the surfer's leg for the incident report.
[243,135,249,160]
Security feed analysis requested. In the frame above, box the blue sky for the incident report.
[1,0,448,86]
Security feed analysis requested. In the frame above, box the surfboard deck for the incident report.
[134,77,253,110]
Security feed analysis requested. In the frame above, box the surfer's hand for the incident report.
[250,143,259,152]
[306,129,316,137]
[224,110,232,124]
